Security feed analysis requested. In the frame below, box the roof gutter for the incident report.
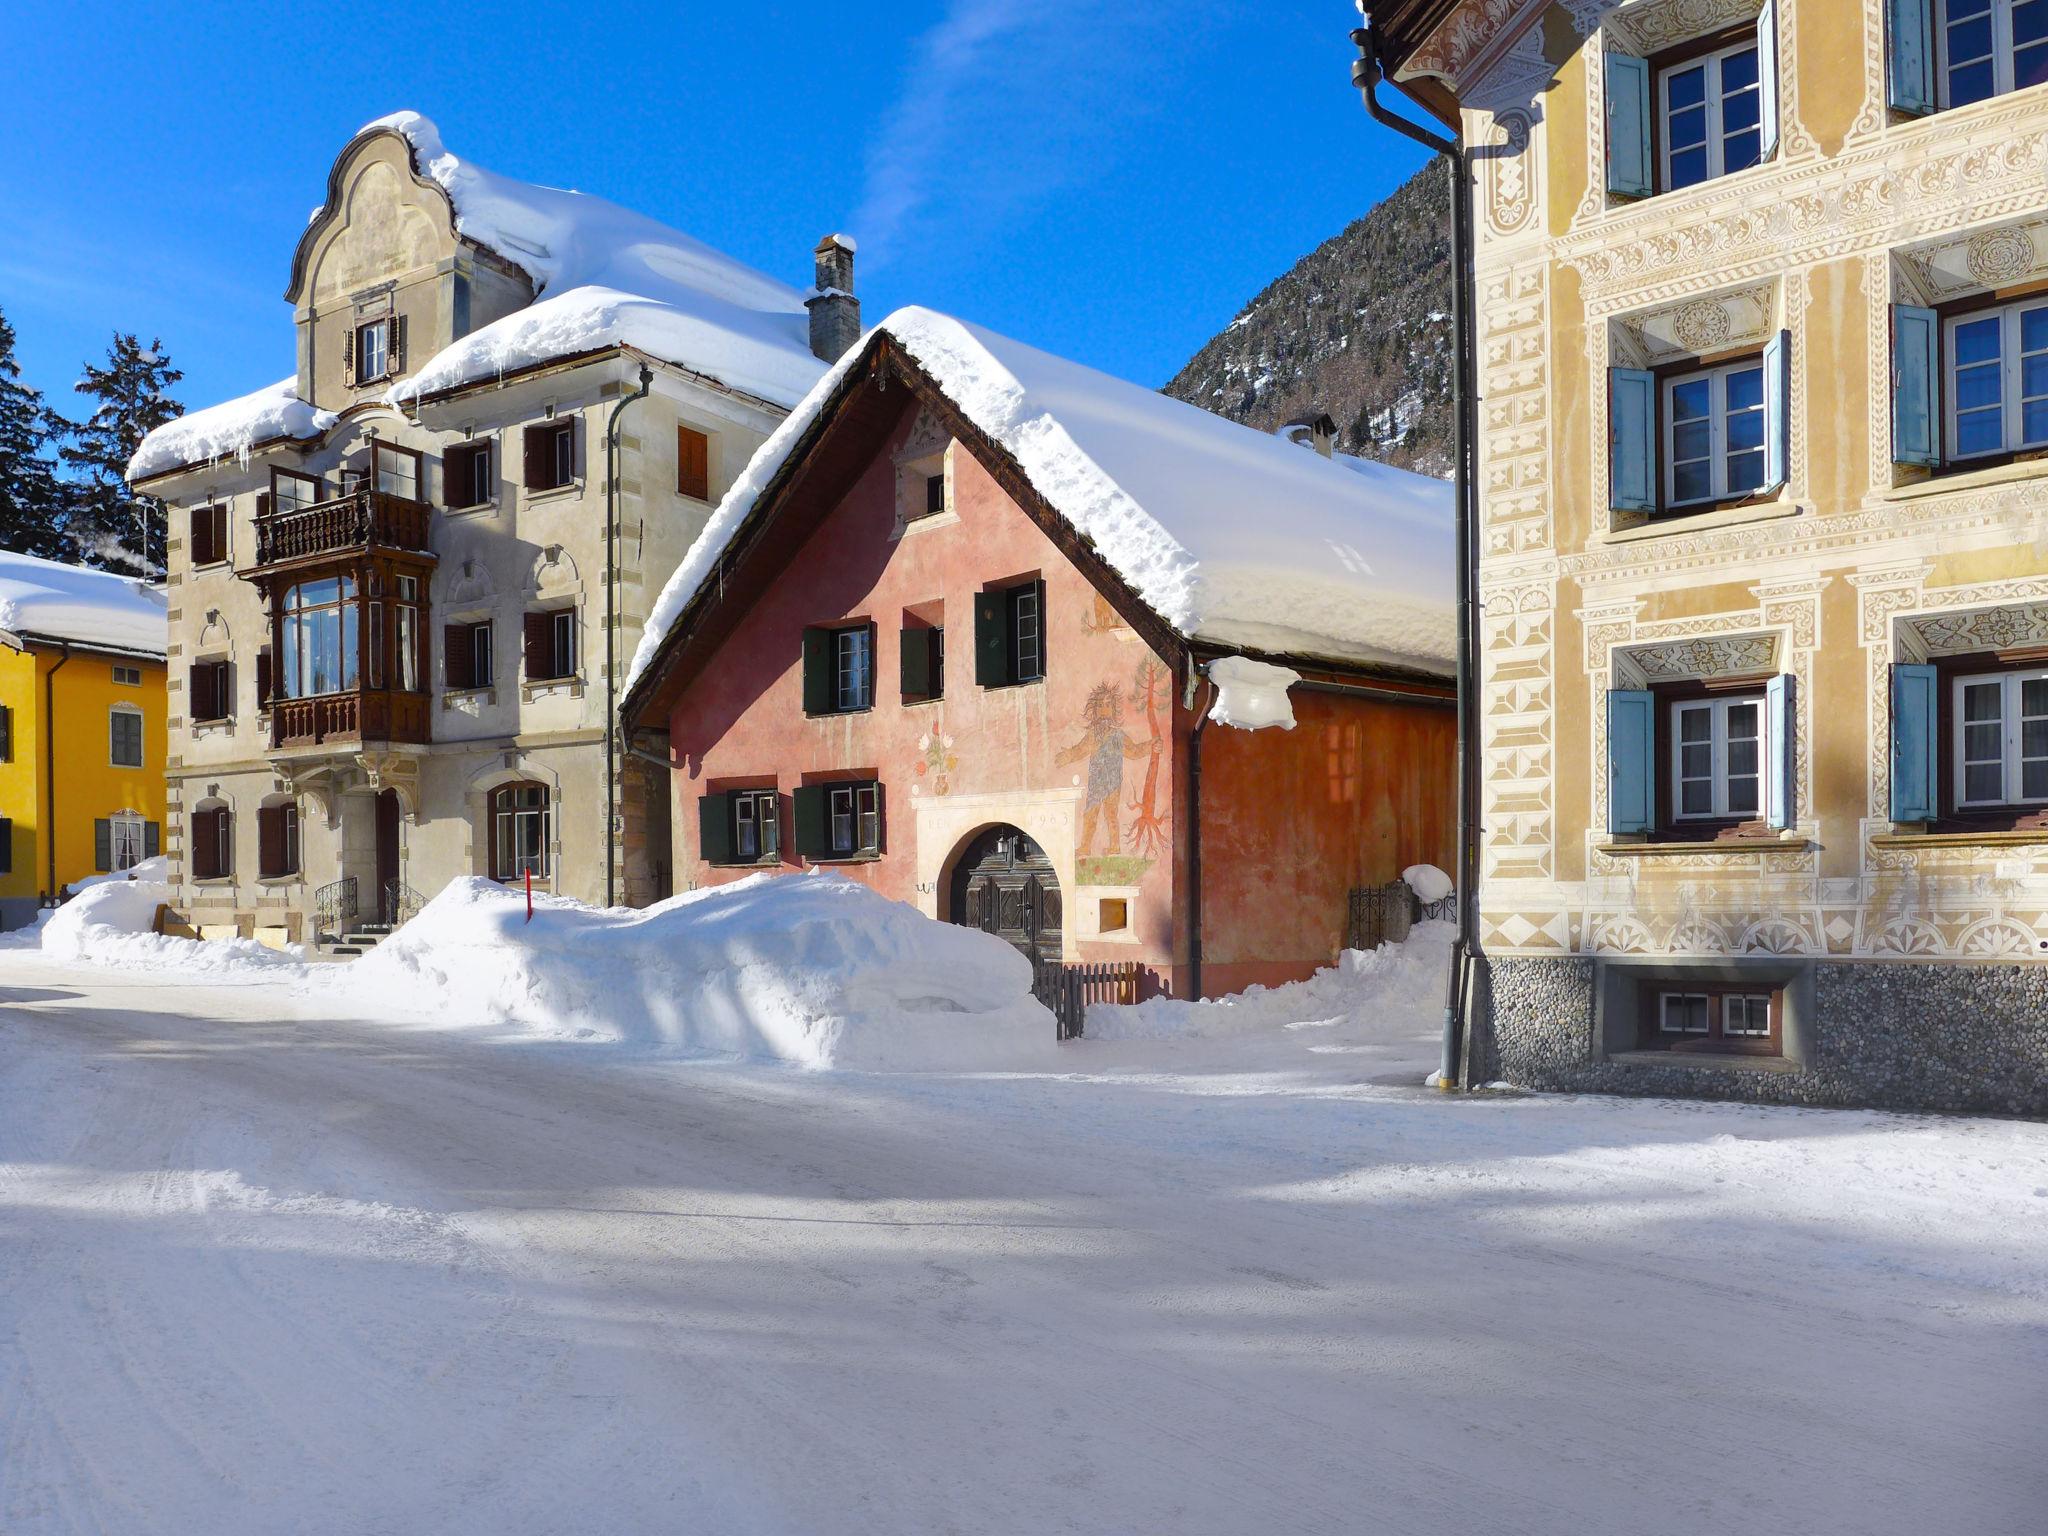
[1354,14,1481,1092]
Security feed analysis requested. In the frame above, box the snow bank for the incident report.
[1206,656,1300,731]
[0,551,166,656]
[127,378,334,483]
[352,873,1061,1071]
[1087,920,1453,1052]
[39,875,299,975]
[626,307,1454,698]
[367,112,824,410]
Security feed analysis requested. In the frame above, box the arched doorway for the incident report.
[948,826,1062,962]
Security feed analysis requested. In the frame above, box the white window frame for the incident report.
[827,783,881,856]
[469,622,494,689]
[1669,693,1770,822]
[1944,299,2048,461]
[834,627,872,712]
[733,789,779,862]
[108,812,147,872]
[1011,584,1043,683]
[1663,359,1768,508]
[1659,992,1711,1034]
[492,784,550,880]
[357,319,390,382]
[1723,994,1773,1037]
[112,664,141,686]
[1952,667,2048,808]
[1657,40,1764,191]
[109,706,145,768]
[1937,0,2048,108]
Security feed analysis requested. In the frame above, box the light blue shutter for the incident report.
[1605,53,1653,198]
[1892,305,1941,467]
[1758,0,1781,159]
[1887,0,1936,114]
[1611,368,1657,511]
[1608,689,1657,835]
[1890,663,1939,822]
[1766,673,1796,830]
[1763,329,1790,493]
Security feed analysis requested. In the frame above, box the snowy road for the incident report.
[3,956,2045,1534]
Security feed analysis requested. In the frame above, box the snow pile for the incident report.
[366,112,825,409]
[626,307,1454,698]
[127,378,335,483]
[1402,863,1454,904]
[352,873,1061,1071]
[0,550,166,655]
[1205,656,1300,731]
[1087,920,1454,1054]
[39,872,299,975]
[65,855,171,898]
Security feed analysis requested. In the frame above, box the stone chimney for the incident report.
[1280,413,1338,458]
[806,233,861,363]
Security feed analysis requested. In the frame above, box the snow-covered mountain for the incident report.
[1164,162,1453,478]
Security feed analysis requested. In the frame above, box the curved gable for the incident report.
[287,128,461,309]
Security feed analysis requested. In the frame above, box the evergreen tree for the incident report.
[57,332,182,575]
[0,307,71,560]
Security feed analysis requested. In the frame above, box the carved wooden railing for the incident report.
[268,688,430,751]
[253,490,431,565]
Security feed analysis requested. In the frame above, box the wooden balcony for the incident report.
[269,689,430,752]
[252,490,431,567]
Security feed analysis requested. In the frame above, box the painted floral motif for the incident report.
[913,730,958,796]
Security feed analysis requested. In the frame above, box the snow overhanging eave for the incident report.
[128,428,327,490]
[9,629,167,663]
[391,340,799,417]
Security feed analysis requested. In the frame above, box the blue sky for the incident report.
[2,0,1430,424]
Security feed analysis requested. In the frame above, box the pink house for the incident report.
[621,309,1456,999]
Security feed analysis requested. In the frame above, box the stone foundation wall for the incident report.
[1475,955,2048,1118]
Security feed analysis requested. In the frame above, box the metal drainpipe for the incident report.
[1353,18,1481,1089]
[604,362,655,909]
[44,641,70,901]
[1186,659,1211,1002]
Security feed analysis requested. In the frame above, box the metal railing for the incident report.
[253,489,431,564]
[313,876,358,946]
[383,879,426,928]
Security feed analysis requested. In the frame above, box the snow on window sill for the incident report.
[189,717,235,737]
[442,686,499,710]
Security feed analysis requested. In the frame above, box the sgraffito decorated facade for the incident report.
[1373,0,2048,1110]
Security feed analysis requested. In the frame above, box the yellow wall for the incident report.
[0,641,167,909]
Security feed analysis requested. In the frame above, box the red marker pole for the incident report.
[525,867,533,923]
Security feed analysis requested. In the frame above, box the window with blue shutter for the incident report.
[1892,305,1940,467]
[1890,663,1940,822]
[1757,0,1781,159]
[1888,0,1937,112]
[1605,53,1653,198]
[1762,329,1790,494]
[1766,673,1797,829]
[1608,690,1657,835]
[1611,368,1657,512]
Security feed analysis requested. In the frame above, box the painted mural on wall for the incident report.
[1062,657,1169,887]
[914,729,958,795]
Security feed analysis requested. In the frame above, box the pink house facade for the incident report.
[623,311,1457,999]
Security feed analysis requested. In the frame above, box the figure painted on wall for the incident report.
[1082,591,1129,636]
[1126,657,1169,860]
[1059,681,1159,886]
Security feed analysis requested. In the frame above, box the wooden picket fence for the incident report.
[1031,958,1152,1042]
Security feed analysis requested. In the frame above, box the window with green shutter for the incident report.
[900,625,943,703]
[791,781,881,859]
[974,579,1047,688]
[802,624,874,714]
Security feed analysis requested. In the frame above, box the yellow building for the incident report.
[1372,0,2048,1113]
[0,552,168,927]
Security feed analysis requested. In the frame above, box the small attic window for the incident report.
[924,473,946,518]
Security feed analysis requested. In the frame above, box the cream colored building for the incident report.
[130,114,841,943]
[1373,0,2048,1111]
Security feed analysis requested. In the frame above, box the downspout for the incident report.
[603,363,655,909]
[1185,655,1211,1002]
[1353,18,1481,1089]
[44,641,70,901]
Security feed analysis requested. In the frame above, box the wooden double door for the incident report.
[950,826,1063,962]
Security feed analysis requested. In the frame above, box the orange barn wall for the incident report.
[1191,689,1455,995]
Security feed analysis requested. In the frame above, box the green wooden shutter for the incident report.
[0,703,11,762]
[145,821,160,859]
[697,792,733,865]
[801,627,833,714]
[1892,305,1941,467]
[1605,53,1653,198]
[94,818,111,873]
[1610,368,1657,512]
[900,626,932,699]
[870,781,885,855]
[1890,663,1939,822]
[974,591,1007,687]
[1762,329,1790,493]
[1766,673,1797,830]
[1607,690,1657,836]
[792,785,829,858]
[1757,0,1781,160]
[1887,0,1936,114]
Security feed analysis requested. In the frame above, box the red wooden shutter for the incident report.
[256,649,272,708]
[189,506,213,565]
[523,425,550,490]
[678,426,709,500]
[524,611,552,679]
[444,623,473,689]
[258,805,281,878]
[190,662,213,721]
[211,504,229,564]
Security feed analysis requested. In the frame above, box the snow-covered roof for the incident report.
[367,112,826,409]
[0,550,168,657]
[626,307,1455,698]
[127,378,335,484]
